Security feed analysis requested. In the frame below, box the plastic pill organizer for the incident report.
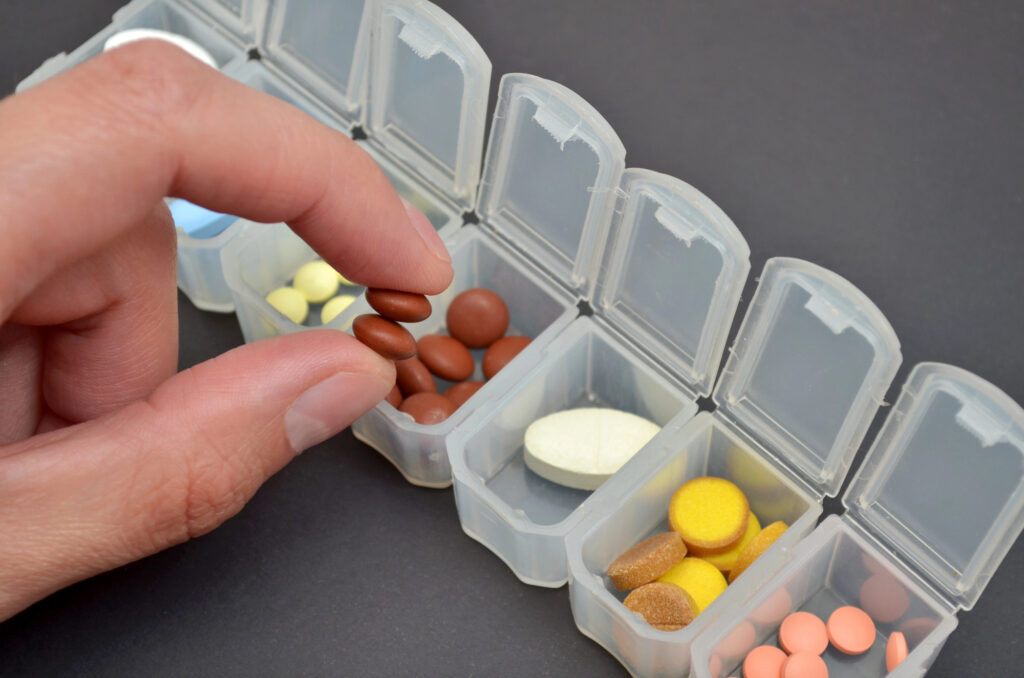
[20,2,1024,676]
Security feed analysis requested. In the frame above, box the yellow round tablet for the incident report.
[729,520,788,583]
[668,476,750,552]
[320,294,357,324]
[293,260,340,303]
[266,286,308,324]
[657,557,727,615]
[700,512,761,574]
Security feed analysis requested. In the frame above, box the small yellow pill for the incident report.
[701,512,761,574]
[321,294,357,324]
[293,260,340,303]
[266,286,308,324]
[668,476,750,552]
[657,557,727,615]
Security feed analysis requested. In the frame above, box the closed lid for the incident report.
[365,0,491,207]
[477,73,626,296]
[262,0,372,121]
[714,258,902,497]
[592,169,750,396]
[845,363,1024,611]
[180,0,262,45]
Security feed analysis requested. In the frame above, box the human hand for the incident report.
[0,41,452,620]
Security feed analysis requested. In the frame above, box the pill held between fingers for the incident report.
[445,380,485,410]
[366,288,432,323]
[352,314,417,360]
[779,611,829,656]
[607,532,687,591]
[742,645,787,678]
[826,606,876,655]
[668,477,750,553]
[293,261,341,303]
[320,294,357,324]
[385,385,402,409]
[396,358,437,396]
[266,286,309,324]
[886,631,908,671]
[398,392,455,425]
[622,582,698,629]
[446,288,510,348]
[780,652,829,678]
[482,335,531,379]
[417,334,474,382]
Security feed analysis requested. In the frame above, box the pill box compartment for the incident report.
[446,115,754,584]
[691,362,1024,678]
[563,257,904,677]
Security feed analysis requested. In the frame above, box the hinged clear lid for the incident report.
[262,0,372,122]
[591,169,750,396]
[180,0,262,45]
[364,0,491,207]
[477,74,626,296]
[844,363,1024,611]
[714,258,902,497]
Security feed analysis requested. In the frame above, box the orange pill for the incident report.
[778,611,828,656]
[826,606,876,655]
[886,631,908,672]
[742,645,787,678]
[859,573,909,623]
[780,652,828,678]
[729,521,788,583]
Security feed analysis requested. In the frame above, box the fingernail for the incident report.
[285,372,392,453]
[402,197,451,263]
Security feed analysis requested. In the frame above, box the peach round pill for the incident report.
[750,587,793,627]
[352,314,417,360]
[293,260,340,303]
[446,288,510,348]
[398,392,455,425]
[385,385,402,409]
[396,358,437,396]
[668,477,750,553]
[826,606,876,655]
[742,645,787,678]
[886,631,908,671]
[445,380,485,410]
[780,652,828,678]
[320,294,356,324]
[657,557,727,615]
[366,288,432,322]
[719,621,756,661]
[729,521,788,583]
[779,611,828,655]
[417,334,474,381]
[482,335,531,379]
[859,572,910,623]
[266,286,308,324]
[607,532,687,591]
[622,581,697,629]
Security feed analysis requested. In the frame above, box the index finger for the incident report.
[0,40,453,321]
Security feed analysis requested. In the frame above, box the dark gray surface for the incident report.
[2,1,1022,676]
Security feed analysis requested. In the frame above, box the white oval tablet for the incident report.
[104,29,218,69]
[523,408,661,490]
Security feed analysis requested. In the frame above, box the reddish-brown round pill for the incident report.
[482,335,531,379]
[417,334,474,381]
[398,392,455,425]
[445,380,485,409]
[396,357,437,396]
[385,385,402,409]
[365,288,432,323]
[352,314,417,360]
[446,288,510,348]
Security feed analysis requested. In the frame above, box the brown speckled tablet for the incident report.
[623,582,698,629]
[608,532,687,591]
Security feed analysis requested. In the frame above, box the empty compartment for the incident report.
[566,413,818,678]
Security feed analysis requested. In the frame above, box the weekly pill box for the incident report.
[562,256,903,676]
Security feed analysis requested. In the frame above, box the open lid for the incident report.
[477,74,626,296]
[364,0,491,207]
[714,258,902,497]
[179,0,263,46]
[845,363,1024,611]
[262,0,372,124]
[591,169,750,396]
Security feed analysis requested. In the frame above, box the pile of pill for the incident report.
[608,477,788,631]
[354,287,531,424]
[736,605,907,678]
[265,260,360,326]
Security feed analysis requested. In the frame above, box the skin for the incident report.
[0,41,453,621]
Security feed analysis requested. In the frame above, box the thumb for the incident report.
[0,330,393,620]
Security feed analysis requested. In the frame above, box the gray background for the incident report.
[1,1,1022,676]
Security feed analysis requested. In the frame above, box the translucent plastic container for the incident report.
[563,257,904,676]
[446,150,755,584]
[691,362,1024,678]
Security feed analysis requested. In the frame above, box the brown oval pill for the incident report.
[417,334,474,381]
[622,581,697,629]
[365,288,432,323]
[398,392,455,425]
[482,335,531,379]
[385,384,402,409]
[446,288,510,348]
[352,314,417,360]
[396,357,437,396]
[608,532,687,591]
[445,380,485,409]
